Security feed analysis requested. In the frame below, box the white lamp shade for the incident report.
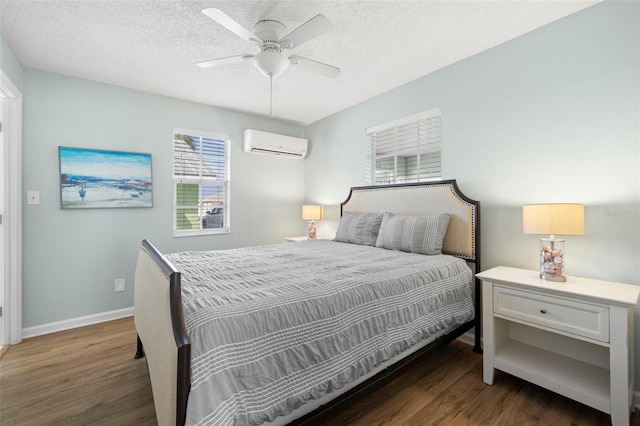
[302,205,324,221]
[523,203,584,236]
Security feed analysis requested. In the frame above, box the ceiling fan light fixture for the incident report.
[253,50,289,77]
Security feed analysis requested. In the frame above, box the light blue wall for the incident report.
[0,35,23,91]
[305,1,639,286]
[22,69,305,327]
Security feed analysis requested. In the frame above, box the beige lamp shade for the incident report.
[302,205,324,221]
[523,203,585,236]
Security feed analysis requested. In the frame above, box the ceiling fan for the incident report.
[197,8,340,80]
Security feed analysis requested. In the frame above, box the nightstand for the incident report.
[478,266,640,426]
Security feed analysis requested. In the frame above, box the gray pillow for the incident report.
[333,212,384,246]
[375,212,451,255]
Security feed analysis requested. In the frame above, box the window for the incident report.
[366,107,441,185]
[173,129,230,236]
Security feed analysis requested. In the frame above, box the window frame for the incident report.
[172,128,230,237]
[366,107,442,185]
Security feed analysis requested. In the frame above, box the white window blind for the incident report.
[173,129,230,236]
[366,107,441,185]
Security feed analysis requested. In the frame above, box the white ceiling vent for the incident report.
[243,129,308,159]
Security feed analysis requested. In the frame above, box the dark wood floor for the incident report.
[1,317,638,425]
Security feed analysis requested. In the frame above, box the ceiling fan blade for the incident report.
[202,8,260,45]
[197,55,254,69]
[288,55,340,79]
[280,14,332,49]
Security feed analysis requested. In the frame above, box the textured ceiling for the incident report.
[0,0,600,124]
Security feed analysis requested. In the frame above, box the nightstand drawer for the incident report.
[494,286,610,342]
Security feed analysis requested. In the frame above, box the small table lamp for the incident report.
[302,205,324,239]
[523,203,584,282]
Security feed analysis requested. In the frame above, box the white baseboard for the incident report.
[22,307,134,339]
[457,330,476,347]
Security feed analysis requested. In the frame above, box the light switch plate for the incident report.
[27,190,40,205]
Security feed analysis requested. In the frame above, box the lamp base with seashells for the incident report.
[539,238,566,282]
[307,220,317,239]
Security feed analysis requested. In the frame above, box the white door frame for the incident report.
[1,69,23,345]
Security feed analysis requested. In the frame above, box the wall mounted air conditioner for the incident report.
[243,129,308,159]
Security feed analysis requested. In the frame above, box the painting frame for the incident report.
[58,146,153,209]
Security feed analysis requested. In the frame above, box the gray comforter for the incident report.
[166,240,474,426]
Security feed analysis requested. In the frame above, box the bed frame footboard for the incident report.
[134,239,190,426]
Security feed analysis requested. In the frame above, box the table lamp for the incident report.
[302,205,324,239]
[523,203,584,282]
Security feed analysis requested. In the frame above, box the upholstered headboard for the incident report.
[340,180,480,265]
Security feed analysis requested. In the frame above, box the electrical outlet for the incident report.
[115,278,125,292]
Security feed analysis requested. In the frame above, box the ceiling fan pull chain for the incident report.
[269,75,273,118]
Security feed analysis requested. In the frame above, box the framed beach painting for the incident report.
[58,146,152,209]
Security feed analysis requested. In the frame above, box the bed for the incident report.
[134,179,481,426]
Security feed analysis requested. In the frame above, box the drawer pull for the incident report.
[540,309,547,314]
